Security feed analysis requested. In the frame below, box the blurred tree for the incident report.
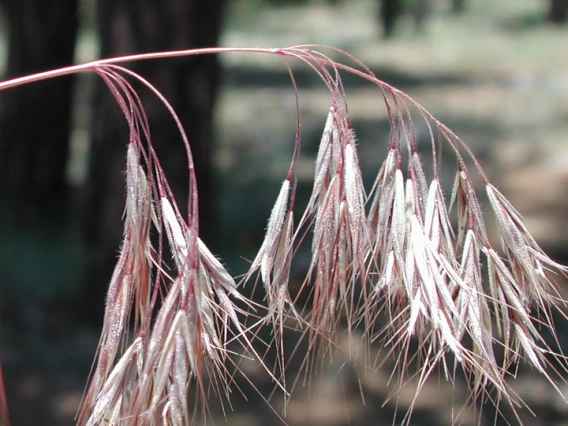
[452,0,465,13]
[0,0,78,223]
[81,0,226,325]
[378,0,430,38]
[549,0,568,23]
[413,0,429,29]
[380,0,403,37]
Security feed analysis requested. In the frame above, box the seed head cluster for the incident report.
[74,50,568,425]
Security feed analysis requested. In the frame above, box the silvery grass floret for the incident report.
[0,45,566,426]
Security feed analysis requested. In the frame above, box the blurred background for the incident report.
[1,0,568,424]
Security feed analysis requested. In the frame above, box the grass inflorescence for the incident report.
[0,45,566,426]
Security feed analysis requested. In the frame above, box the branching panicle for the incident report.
[0,45,565,426]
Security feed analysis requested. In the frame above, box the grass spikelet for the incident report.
[294,100,371,366]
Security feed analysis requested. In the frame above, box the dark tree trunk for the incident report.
[81,0,226,325]
[549,0,568,24]
[452,0,466,13]
[0,5,78,422]
[0,0,78,223]
[380,0,401,38]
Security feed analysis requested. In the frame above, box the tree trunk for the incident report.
[0,0,78,223]
[549,0,568,24]
[81,0,226,325]
[379,0,401,38]
[452,0,465,14]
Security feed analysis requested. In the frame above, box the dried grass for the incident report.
[0,45,566,426]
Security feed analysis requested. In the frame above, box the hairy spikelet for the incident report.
[298,101,370,357]
[247,178,297,323]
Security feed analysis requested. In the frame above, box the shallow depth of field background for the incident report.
[1,0,568,424]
